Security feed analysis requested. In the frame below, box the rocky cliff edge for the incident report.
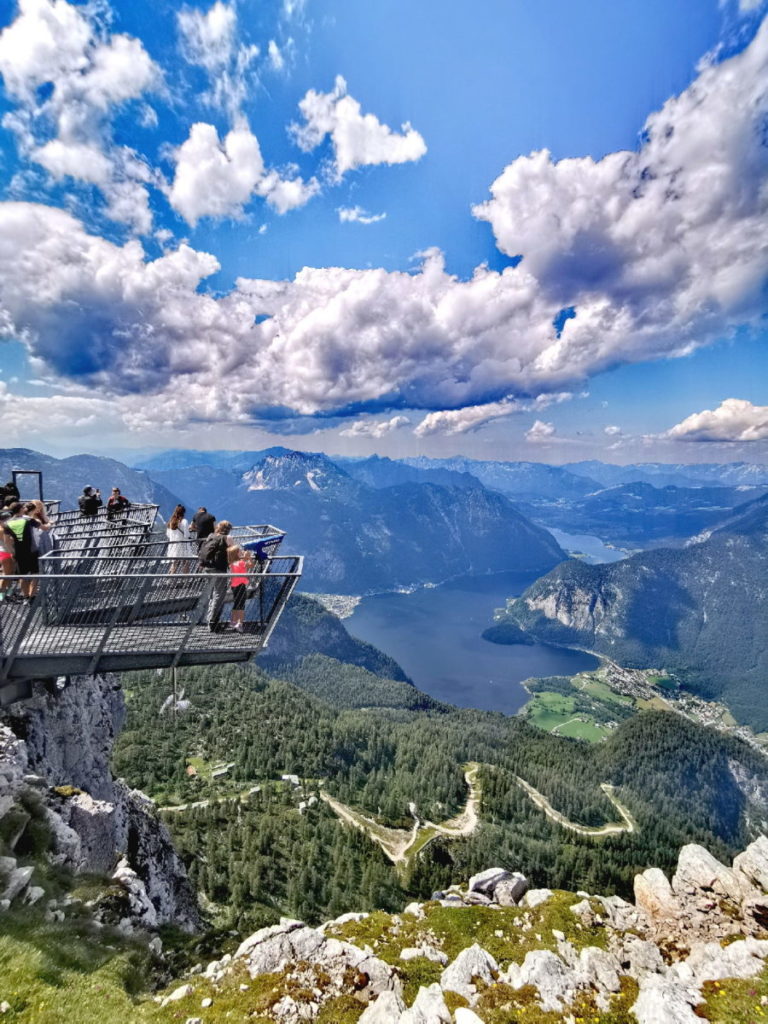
[0,673,199,933]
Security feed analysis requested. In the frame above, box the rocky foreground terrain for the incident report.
[141,838,768,1024]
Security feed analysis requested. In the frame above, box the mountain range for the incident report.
[0,447,181,514]
[144,449,567,592]
[492,494,768,729]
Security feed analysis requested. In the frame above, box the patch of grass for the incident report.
[578,678,633,706]
[556,719,611,742]
[695,967,768,1022]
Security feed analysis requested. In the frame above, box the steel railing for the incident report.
[52,503,160,531]
[0,556,302,683]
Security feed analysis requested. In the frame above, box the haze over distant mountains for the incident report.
[0,448,180,514]
[143,448,566,592]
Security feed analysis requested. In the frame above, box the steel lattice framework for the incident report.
[0,501,302,704]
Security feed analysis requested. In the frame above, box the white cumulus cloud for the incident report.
[177,1,258,118]
[525,420,556,443]
[604,424,622,436]
[340,415,409,438]
[168,121,318,224]
[0,0,159,233]
[337,205,387,224]
[414,399,523,437]
[292,75,427,178]
[473,19,768,381]
[667,398,768,441]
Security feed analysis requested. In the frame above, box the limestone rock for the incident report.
[110,857,159,931]
[613,933,665,976]
[0,726,28,820]
[631,975,701,1024]
[596,893,648,933]
[440,944,498,1001]
[400,946,447,965]
[2,674,199,931]
[733,835,768,894]
[522,888,552,909]
[680,937,768,985]
[160,983,193,1007]
[672,844,742,902]
[358,990,405,1024]
[402,902,424,918]
[494,873,529,906]
[634,867,680,925]
[1,865,33,903]
[453,1011,486,1024]
[467,867,512,897]
[577,947,622,1010]
[400,983,452,1023]
[503,950,579,1012]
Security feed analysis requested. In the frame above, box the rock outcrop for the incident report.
[0,674,199,931]
[181,837,768,1022]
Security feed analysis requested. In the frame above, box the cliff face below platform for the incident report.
[0,673,199,932]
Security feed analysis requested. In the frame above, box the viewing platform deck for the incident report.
[0,502,302,704]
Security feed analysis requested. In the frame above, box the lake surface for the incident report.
[346,571,599,715]
[547,528,630,564]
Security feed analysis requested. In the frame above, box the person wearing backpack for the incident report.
[198,520,233,631]
[78,486,103,516]
[7,504,41,601]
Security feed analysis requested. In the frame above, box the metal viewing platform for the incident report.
[0,498,302,705]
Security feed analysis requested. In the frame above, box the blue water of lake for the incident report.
[346,570,599,715]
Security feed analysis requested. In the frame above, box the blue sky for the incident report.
[0,0,766,463]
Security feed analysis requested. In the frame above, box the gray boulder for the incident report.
[467,867,512,896]
[399,983,452,1023]
[631,975,701,1024]
[634,867,680,926]
[733,835,768,894]
[440,943,498,1002]
[678,937,768,985]
[494,874,529,906]
[522,888,552,909]
[503,950,580,1012]
[672,844,742,902]
[358,990,405,1024]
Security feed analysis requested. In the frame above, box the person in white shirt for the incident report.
[166,504,193,574]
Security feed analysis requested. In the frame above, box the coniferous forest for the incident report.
[113,656,768,933]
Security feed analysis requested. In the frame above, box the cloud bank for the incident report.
[667,398,768,442]
[0,19,766,435]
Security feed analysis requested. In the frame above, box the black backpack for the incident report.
[198,534,226,570]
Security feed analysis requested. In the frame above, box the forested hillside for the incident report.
[494,494,768,728]
[113,660,768,934]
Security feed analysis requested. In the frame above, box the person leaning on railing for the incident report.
[228,545,254,633]
[106,487,131,519]
[198,520,233,632]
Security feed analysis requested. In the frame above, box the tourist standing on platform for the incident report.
[228,546,254,632]
[198,520,232,630]
[166,504,193,573]
[27,501,54,558]
[6,503,42,601]
[190,506,216,546]
[0,520,16,599]
[78,486,102,516]
[106,487,131,519]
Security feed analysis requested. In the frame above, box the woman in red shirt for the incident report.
[228,546,254,632]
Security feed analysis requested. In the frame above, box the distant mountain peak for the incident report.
[242,450,355,495]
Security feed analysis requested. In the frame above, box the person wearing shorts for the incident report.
[228,547,253,632]
[0,523,16,600]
